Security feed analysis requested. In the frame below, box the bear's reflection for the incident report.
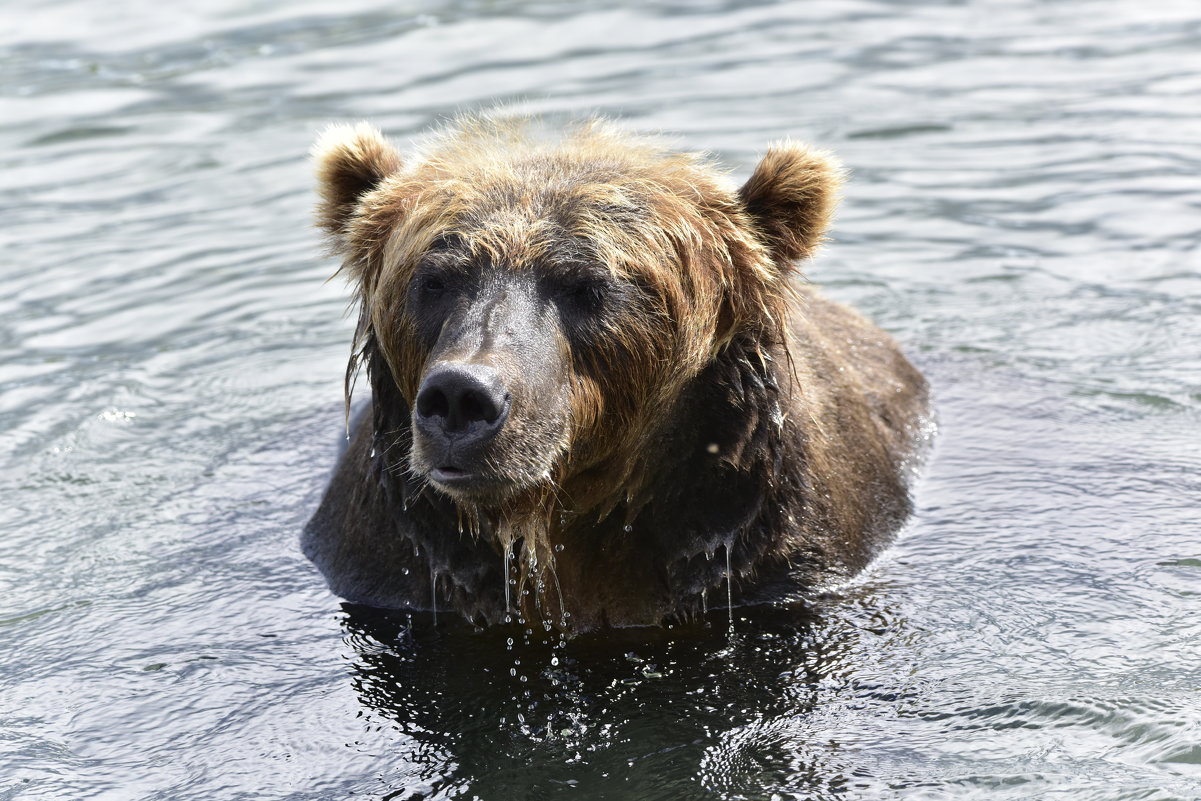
[340,590,910,799]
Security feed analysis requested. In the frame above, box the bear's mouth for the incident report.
[429,464,507,497]
[430,465,468,484]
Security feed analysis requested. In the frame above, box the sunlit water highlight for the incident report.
[2,1,1199,799]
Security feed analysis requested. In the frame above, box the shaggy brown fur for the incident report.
[302,113,929,631]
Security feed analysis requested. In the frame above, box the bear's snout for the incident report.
[416,363,509,432]
[414,362,510,483]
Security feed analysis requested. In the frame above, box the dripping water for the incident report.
[503,543,512,615]
[549,555,568,629]
[430,567,438,626]
[725,542,734,634]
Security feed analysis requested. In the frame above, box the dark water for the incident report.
[2,1,1200,799]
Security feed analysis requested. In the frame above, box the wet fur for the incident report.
[302,114,929,631]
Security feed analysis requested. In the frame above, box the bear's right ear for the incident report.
[312,122,402,248]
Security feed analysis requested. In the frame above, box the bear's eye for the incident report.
[554,277,607,315]
[414,272,447,299]
[408,269,453,307]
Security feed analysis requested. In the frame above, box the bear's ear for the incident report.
[312,122,402,246]
[738,144,843,265]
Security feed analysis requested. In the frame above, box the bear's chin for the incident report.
[426,468,517,501]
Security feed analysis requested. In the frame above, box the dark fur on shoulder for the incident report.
[302,114,929,631]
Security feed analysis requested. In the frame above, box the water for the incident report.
[2,1,1199,798]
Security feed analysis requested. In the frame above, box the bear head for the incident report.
[312,114,841,576]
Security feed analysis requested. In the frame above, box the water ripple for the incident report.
[3,0,1200,798]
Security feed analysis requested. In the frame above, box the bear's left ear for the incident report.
[312,122,402,249]
[738,144,843,266]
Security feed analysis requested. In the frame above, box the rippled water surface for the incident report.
[3,1,1200,799]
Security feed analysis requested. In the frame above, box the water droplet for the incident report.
[623,524,633,533]
[369,447,376,458]
[401,568,410,575]
[554,544,564,552]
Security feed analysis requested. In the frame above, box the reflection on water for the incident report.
[2,0,1200,798]
[341,595,904,800]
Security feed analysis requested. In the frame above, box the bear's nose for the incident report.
[415,363,509,437]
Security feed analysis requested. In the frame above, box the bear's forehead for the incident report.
[418,155,649,217]
[410,127,721,210]
[425,215,585,270]
[371,127,738,278]
[402,157,677,270]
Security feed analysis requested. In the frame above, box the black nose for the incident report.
[415,363,508,436]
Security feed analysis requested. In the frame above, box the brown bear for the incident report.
[302,113,929,631]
